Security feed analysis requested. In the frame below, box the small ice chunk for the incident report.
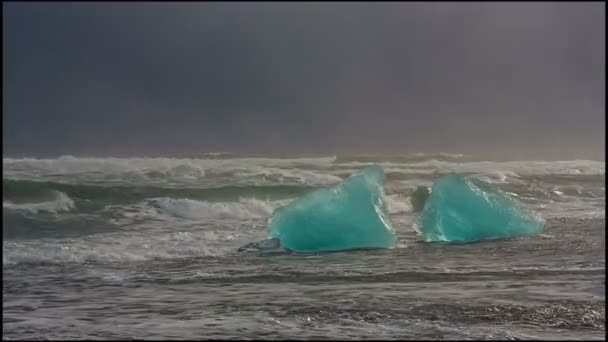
[237,237,283,253]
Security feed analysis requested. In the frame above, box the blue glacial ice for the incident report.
[416,174,544,243]
[266,165,397,253]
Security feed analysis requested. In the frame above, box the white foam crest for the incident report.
[233,166,342,186]
[3,156,339,186]
[335,163,434,171]
[438,152,471,158]
[475,170,521,184]
[151,197,284,221]
[386,194,413,215]
[102,197,294,224]
[383,167,436,175]
[6,157,601,190]
[146,163,206,179]
[3,155,336,172]
[333,160,605,178]
[407,159,605,176]
[3,191,75,214]
[408,152,471,158]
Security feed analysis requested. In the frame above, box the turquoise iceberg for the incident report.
[267,165,397,253]
[417,174,544,242]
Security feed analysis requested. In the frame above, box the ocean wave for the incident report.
[3,156,339,187]
[3,155,337,173]
[232,166,342,186]
[2,191,75,214]
[144,164,206,179]
[403,160,605,177]
[104,191,410,224]
[150,197,288,221]
[328,160,604,186]
[3,157,603,191]
[475,170,521,184]
[334,153,473,164]
[98,197,293,227]
[3,179,315,205]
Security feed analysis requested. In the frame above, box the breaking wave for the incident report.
[3,191,75,214]
[3,179,315,207]
[150,197,287,221]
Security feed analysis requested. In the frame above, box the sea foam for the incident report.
[2,191,75,214]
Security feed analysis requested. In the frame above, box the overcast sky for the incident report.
[3,2,605,159]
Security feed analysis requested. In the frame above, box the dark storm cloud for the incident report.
[3,2,605,159]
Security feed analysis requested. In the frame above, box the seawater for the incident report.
[3,154,605,339]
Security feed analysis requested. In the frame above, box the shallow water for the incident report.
[3,154,605,339]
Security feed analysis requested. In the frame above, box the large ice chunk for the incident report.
[267,165,397,253]
[417,174,544,242]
